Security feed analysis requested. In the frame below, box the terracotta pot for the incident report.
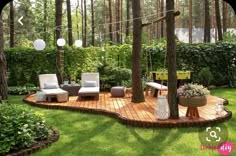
[178,96,207,107]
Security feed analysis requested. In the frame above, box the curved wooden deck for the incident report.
[23,93,232,128]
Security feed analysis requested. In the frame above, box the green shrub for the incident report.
[8,85,39,95]
[98,63,131,91]
[197,67,213,87]
[0,104,51,155]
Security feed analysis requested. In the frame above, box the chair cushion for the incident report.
[78,87,99,94]
[44,82,59,89]
[84,81,97,87]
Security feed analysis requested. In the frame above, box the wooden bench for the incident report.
[145,82,168,96]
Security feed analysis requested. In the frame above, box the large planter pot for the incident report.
[179,96,207,107]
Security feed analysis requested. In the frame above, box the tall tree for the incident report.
[116,0,121,43]
[0,14,8,101]
[204,0,211,42]
[83,0,87,47]
[189,0,192,43]
[109,0,114,43]
[166,0,178,119]
[91,0,95,46]
[9,1,14,48]
[103,0,107,41]
[81,0,84,46]
[126,0,130,37]
[215,0,223,41]
[67,0,73,46]
[43,0,48,43]
[160,0,164,37]
[131,0,145,103]
[76,0,80,39]
[222,1,228,33]
[55,0,63,83]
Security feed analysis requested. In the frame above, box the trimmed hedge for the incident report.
[4,42,236,87]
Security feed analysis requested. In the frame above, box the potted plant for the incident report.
[63,76,69,85]
[177,83,210,107]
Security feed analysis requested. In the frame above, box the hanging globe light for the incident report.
[57,38,66,46]
[74,40,83,47]
[33,39,46,51]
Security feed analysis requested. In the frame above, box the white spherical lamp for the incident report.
[74,40,83,47]
[57,38,66,46]
[33,39,46,51]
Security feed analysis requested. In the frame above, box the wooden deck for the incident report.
[24,92,232,128]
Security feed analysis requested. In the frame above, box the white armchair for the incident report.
[38,74,68,102]
[78,73,100,100]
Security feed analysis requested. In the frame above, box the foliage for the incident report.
[177,83,210,98]
[5,42,236,87]
[0,104,51,155]
[8,85,39,95]
[97,63,131,91]
[176,42,236,86]
[197,67,213,87]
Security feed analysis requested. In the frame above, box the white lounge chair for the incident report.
[38,74,68,102]
[78,73,100,100]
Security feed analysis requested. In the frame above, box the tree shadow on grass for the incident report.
[128,127,199,155]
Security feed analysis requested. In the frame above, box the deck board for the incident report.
[24,92,232,128]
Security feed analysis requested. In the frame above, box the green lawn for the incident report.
[9,88,236,156]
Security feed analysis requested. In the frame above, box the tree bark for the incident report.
[67,0,73,46]
[215,0,223,41]
[204,0,211,42]
[126,0,130,37]
[222,1,228,33]
[131,0,145,103]
[109,0,114,43]
[0,14,8,101]
[116,0,121,43]
[83,0,87,47]
[81,0,84,44]
[166,0,178,119]
[104,0,107,41]
[160,0,164,38]
[43,0,48,43]
[91,0,95,46]
[55,0,63,84]
[189,0,192,44]
[10,1,15,48]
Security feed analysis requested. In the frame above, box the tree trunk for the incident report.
[126,0,130,37]
[131,0,145,103]
[204,0,211,42]
[55,0,63,84]
[43,0,48,43]
[67,0,73,46]
[0,14,8,101]
[76,0,80,39]
[83,0,87,47]
[215,0,223,41]
[189,0,192,44]
[166,0,178,119]
[109,0,114,43]
[91,0,95,46]
[81,0,84,44]
[10,1,15,48]
[116,0,121,43]
[160,0,164,38]
[103,0,107,41]
[222,1,228,33]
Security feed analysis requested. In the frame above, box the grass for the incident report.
[8,88,236,156]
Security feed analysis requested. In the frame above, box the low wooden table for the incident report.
[61,85,80,96]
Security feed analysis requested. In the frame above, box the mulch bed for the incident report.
[6,128,59,156]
